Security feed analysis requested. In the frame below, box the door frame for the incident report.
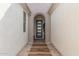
[34,14,45,41]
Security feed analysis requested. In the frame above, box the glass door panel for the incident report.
[36,20,43,38]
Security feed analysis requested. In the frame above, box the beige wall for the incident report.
[0,4,29,55]
[45,13,51,44]
[51,3,79,55]
[28,13,34,43]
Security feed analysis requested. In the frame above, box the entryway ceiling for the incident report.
[27,3,52,15]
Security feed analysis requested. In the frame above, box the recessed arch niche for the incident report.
[34,14,45,41]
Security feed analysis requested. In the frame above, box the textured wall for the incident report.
[51,4,79,55]
[0,4,28,55]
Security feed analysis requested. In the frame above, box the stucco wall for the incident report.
[51,3,79,55]
[0,4,29,55]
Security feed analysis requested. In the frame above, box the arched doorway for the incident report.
[34,14,45,42]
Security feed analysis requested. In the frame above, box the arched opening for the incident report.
[34,14,45,42]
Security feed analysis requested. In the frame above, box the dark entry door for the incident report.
[36,20,43,38]
[34,20,45,40]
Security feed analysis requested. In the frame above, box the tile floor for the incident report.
[17,41,61,56]
[28,42,52,56]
